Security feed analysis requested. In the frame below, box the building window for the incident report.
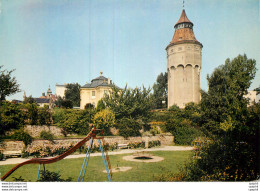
[92,91,95,97]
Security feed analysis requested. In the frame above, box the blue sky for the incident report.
[0,0,259,100]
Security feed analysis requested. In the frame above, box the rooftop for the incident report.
[81,73,113,89]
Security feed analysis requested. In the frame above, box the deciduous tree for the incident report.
[65,83,81,107]
[0,66,20,102]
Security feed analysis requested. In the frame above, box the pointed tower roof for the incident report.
[166,8,202,48]
[174,9,193,27]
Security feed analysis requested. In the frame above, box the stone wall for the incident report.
[2,134,174,153]
[24,125,64,137]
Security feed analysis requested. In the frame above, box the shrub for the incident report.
[127,142,145,149]
[23,142,73,158]
[26,103,38,125]
[0,101,25,135]
[96,99,106,111]
[166,118,203,145]
[38,107,52,126]
[40,130,54,142]
[0,152,4,161]
[148,140,161,148]
[117,118,141,138]
[12,130,33,147]
[38,170,72,182]
[55,109,94,136]
[84,103,94,110]
[93,109,115,135]
[52,108,66,125]
[12,176,25,182]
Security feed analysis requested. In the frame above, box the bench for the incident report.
[117,144,129,149]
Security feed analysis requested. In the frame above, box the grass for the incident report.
[0,151,192,182]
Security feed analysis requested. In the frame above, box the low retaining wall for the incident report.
[24,125,64,137]
[1,134,174,153]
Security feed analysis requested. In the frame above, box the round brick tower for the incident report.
[166,8,203,108]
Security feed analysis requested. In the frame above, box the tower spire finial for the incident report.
[183,0,185,9]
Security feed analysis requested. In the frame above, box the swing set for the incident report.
[1,127,112,182]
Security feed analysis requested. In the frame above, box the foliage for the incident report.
[56,109,94,136]
[92,109,115,135]
[165,118,204,145]
[0,152,4,161]
[254,86,260,95]
[52,108,66,125]
[117,117,141,138]
[40,130,54,142]
[150,110,174,123]
[127,141,145,149]
[163,102,203,145]
[23,141,73,158]
[96,99,106,111]
[64,83,81,107]
[12,130,33,147]
[12,176,25,182]
[23,95,36,104]
[25,103,38,125]
[200,54,257,137]
[55,96,73,109]
[160,54,259,181]
[148,140,161,148]
[103,85,153,121]
[0,101,25,135]
[38,107,52,126]
[0,66,20,102]
[84,103,94,110]
[38,170,72,182]
[152,72,168,109]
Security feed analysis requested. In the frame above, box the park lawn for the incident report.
[0,151,192,182]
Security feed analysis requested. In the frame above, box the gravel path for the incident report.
[0,146,193,166]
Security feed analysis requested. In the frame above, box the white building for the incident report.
[55,84,67,98]
[244,90,259,106]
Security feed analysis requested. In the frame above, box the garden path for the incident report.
[0,146,193,166]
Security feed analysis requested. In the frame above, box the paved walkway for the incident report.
[0,146,193,166]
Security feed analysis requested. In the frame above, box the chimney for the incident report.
[108,78,111,84]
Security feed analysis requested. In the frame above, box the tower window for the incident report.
[92,91,95,97]
[178,47,182,51]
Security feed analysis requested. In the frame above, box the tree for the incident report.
[92,109,115,135]
[163,54,259,181]
[0,66,20,102]
[117,117,141,138]
[200,54,257,136]
[0,102,25,135]
[55,96,73,109]
[96,99,106,111]
[152,72,168,109]
[103,85,153,121]
[23,95,36,104]
[254,86,260,95]
[26,103,38,125]
[65,83,81,107]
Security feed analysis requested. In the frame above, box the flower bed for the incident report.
[22,140,161,158]
[22,141,73,158]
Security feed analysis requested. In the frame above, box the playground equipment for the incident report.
[1,127,112,182]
